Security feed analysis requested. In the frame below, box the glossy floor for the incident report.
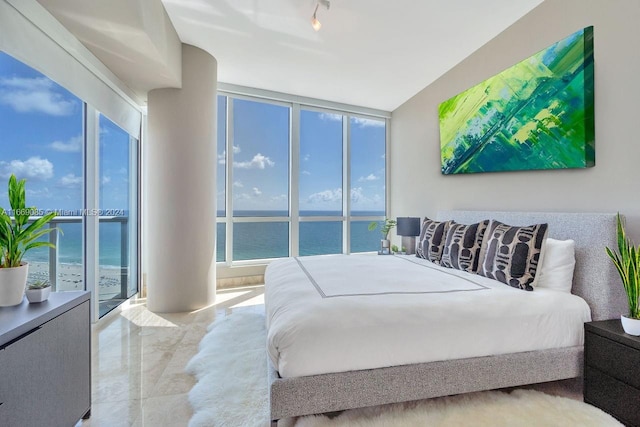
[78,285,266,427]
[79,284,582,426]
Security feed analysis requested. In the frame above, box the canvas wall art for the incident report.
[439,26,594,175]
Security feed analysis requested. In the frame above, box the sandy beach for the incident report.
[28,261,125,298]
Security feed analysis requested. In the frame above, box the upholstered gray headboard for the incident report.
[437,210,626,321]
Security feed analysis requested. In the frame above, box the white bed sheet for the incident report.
[265,254,591,378]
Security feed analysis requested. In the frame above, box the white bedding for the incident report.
[265,254,591,378]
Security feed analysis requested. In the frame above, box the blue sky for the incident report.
[217,96,386,214]
[0,51,383,216]
[0,52,132,212]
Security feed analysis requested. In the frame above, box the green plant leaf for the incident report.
[606,213,640,319]
[0,175,57,268]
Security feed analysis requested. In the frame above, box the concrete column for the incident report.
[146,44,216,312]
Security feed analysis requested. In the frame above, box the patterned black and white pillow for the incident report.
[441,220,490,273]
[416,218,452,264]
[478,220,548,291]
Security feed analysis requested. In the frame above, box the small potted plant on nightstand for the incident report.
[0,175,58,307]
[606,213,640,335]
[368,219,397,254]
[26,280,51,303]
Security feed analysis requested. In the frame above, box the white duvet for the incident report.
[265,254,591,378]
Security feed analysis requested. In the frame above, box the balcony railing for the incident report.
[35,216,130,297]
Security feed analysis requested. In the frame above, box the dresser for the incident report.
[0,291,91,427]
[584,319,640,427]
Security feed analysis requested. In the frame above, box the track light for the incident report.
[311,0,330,32]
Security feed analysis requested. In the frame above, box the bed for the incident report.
[265,211,627,425]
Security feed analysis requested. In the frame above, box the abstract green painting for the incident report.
[439,27,594,175]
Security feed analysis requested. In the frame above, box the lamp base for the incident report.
[401,236,416,255]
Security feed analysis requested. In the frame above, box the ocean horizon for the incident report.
[24,210,387,266]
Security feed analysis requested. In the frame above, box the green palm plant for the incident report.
[605,213,640,319]
[368,219,397,240]
[0,175,58,268]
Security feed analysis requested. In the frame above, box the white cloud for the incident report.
[252,187,262,196]
[308,188,342,203]
[233,181,244,188]
[0,157,54,181]
[350,187,364,202]
[218,145,242,165]
[50,135,82,152]
[26,187,51,198]
[101,175,111,185]
[318,113,342,122]
[301,170,311,176]
[58,173,82,188]
[307,187,368,204]
[0,77,76,116]
[303,154,311,162]
[352,117,385,128]
[233,153,275,169]
[358,173,378,182]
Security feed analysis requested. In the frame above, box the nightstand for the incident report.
[584,320,640,426]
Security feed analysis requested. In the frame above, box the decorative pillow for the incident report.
[416,218,452,264]
[478,220,548,291]
[536,238,576,293]
[441,220,490,273]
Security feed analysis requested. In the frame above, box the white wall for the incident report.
[390,0,640,240]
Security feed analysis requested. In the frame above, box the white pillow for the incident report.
[536,238,576,293]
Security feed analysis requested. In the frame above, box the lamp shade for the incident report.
[397,217,420,236]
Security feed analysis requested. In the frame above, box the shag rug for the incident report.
[186,311,622,427]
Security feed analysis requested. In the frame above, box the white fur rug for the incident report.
[186,310,622,427]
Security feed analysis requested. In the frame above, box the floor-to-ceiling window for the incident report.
[299,109,344,256]
[0,51,140,318]
[229,97,291,261]
[216,91,388,265]
[98,115,138,316]
[0,51,84,289]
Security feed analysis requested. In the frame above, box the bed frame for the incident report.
[268,211,626,425]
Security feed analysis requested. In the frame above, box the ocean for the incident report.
[217,210,385,262]
[24,221,128,268]
[24,210,386,266]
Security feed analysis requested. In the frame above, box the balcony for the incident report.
[24,215,134,318]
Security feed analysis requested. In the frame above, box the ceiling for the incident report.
[38,0,545,111]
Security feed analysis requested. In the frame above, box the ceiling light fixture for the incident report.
[311,0,330,32]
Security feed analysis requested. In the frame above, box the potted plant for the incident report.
[0,175,57,307]
[606,213,640,335]
[391,244,399,254]
[368,218,397,252]
[26,280,51,303]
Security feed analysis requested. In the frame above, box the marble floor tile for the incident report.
[80,285,265,426]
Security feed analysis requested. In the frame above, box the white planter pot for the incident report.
[0,263,29,307]
[381,239,390,248]
[26,286,51,303]
[621,315,640,336]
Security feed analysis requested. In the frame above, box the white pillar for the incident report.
[146,44,217,312]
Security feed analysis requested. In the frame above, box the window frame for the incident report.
[216,87,391,266]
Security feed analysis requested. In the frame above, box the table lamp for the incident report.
[396,217,421,255]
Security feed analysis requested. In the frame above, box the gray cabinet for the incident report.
[0,292,91,427]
